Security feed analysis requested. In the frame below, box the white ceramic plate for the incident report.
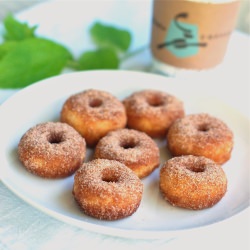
[0,70,249,239]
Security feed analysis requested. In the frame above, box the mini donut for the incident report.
[18,122,86,178]
[73,159,143,220]
[94,128,160,178]
[60,89,127,146]
[123,89,185,137]
[159,155,227,210]
[167,113,234,164]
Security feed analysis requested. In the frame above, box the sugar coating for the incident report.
[123,89,185,137]
[160,155,228,210]
[62,89,126,121]
[73,159,143,220]
[18,122,86,178]
[123,89,184,118]
[60,89,127,146]
[94,128,160,178]
[167,113,234,164]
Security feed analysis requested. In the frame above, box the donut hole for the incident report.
[197,123,210,132]
[187,165,205,173]
[146,95,164,107]
[101,170,119,183]
[89,98,103,108]
[120,139,137,149]
[48,133,64,144]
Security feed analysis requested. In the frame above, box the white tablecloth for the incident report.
[0,1,249,249]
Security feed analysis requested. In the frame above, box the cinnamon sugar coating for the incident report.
[60,89,127,146]
[73,159,143,220]
[123,89,185,138]
[94,128,160,178]
[167,113,234,164]
[160,155,227,210]
[18,122,86,178]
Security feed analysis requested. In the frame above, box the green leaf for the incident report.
[3,14,37,41]
[0,38,72,88]
[90,22,132,52]
[0,41,18,60]
[77,48,119,70]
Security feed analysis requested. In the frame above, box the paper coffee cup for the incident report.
[150,0,241,75]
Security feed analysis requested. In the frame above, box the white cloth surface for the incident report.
[0,1,249,249]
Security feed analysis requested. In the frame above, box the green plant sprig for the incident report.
[0,15,132,88]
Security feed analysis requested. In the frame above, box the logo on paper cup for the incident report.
[157,13,207,58]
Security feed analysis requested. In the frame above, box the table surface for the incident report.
[0,1,249,250]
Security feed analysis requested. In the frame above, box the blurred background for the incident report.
[0,0,249,34]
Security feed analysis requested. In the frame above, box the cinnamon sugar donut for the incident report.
[123,89,185,137]
[167,113,234,164]
[73,159,143,220]
[94,128,160,178]
[160,155,227,210]
[18,122,86,178]
[60,89,127,146]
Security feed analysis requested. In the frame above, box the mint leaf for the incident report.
[0,41,18,60]
[3,14,37,41]
[0,38,72,88]
[90,22,132,52]
[77,48,119,70]
[0,16,133,88]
